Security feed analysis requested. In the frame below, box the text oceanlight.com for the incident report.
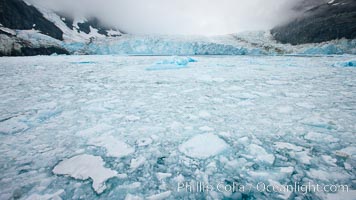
[177,182,349,194]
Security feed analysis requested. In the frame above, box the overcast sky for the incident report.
[27,0,304,35]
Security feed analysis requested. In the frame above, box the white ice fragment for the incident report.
[146,57,196,71]
[0,117,28,134]
[179,133,229,159]
[326,190,356,200]
[156,173,172,181]
[305,132,338,143]
[130,156,146,170]
[136,138,153,147]
[88,135,134,158]
[274,142,311,164]
[295,151,312,165]
[198,111,211,118]
[125,115,141,121]
[125,194,143,200]
[321,155,337,166]
[248,144,275,164]
[119,182,141,189]
[280,167,294,174]
[77,124,113,136]
[296,102,315,109]
[336,147,356,158]
[25,189,64,200]
[307,169,349,181]
[268,179,292,200]
[174,174,185,183]
[53,154,118,194]
[146,191,172,200]
[199,126,214,132]
[344,163,352,170]
[277,105,294,114]
[274,142,304,152]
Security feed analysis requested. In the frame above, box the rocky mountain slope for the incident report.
[0,0,122,56]
[272,0,356,45]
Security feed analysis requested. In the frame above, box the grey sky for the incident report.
[27,0,304,35]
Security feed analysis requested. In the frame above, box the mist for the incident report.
[27,0,303,35]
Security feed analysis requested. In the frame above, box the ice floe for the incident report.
[247,144,275,165]
[88,135,135,158]
[52,154,118,194]
[179,133,229,159]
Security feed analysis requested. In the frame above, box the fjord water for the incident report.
[0,55,355,199]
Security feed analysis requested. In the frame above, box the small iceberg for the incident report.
[146,56,197,71]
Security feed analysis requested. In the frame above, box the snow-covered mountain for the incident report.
[272,0,356,44]
[0,0,122,56]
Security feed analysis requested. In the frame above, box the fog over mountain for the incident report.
[26,0,306,35]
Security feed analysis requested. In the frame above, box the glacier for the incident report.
[0,55,355,199]
[70,32,356,56]
[3,28,355,56]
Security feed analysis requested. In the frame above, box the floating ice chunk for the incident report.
[305,132,339,143]
[274,142,312,164]
[296,102,316,109]
[70,61,96,65]
[146,56,196,71]
[199,126,214,132]
[198,111,211,118]
[302,115,337,130]
[268,179,292,200]
[336,146,356,158]
[295,151,312,165]
[0,116,28,134]
[155,56,197,66]
[307,169,349,181]
[125,115,141,121]
[53,154,118,194]
[179,133,229,159]
[326,190,356,200]
[280,167,294,174]
[136,138,153,147]
[248,144,275,164]
[274,142,304,152]
[88,135,134,158]
[119,182,141,190]
[277,105,294,114]
[146,191,172,200]
[77,124,113,136]
[25,189,64,200]
[321,155,337,166]
[130,156,146,170]
[156,173,172,181]
[344,163,352,170]
[333,60,356,67]
[125,194,143,200]
[146,64,188,71]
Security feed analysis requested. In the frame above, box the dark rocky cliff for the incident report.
[0,0,121,56]
[0,0,64,40]
[271,0,356,45]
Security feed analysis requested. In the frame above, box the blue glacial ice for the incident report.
[60,32,356,56]
[333,60,356,67]
[8,30,356,56]
[146,56,197,71]
[0,55,355,199]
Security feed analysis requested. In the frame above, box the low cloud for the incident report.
[27,0,304,35]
